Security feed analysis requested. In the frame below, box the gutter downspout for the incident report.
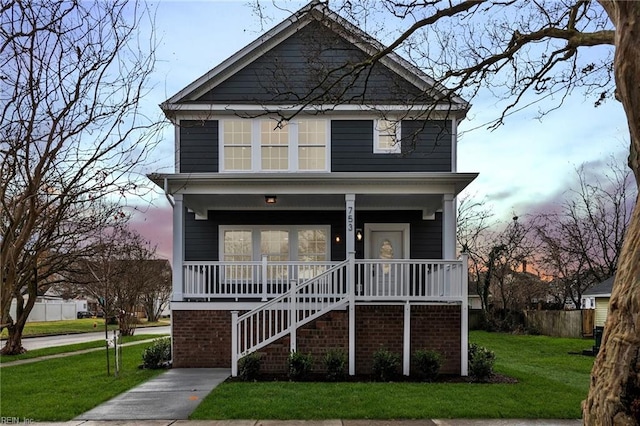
[164,178,175,207]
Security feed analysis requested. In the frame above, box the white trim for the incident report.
[172,194,184,302]
[442,194,456,259]
[163,103,467,117]
[451,117,458,172]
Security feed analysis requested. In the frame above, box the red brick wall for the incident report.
[171,305,461,375]
[410,305,461,374]
[171,310,232,368]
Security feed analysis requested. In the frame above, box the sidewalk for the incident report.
[34,419,583,425]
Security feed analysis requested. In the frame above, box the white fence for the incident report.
[10,301,77,322]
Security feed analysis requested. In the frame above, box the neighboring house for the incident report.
[150,1,477,377]
[582,276,614,327]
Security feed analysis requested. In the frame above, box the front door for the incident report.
[364,224,410,297]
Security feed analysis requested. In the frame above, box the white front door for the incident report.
[364,224,410,297]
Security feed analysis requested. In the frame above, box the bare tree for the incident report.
[68,225,159,336]
[536,158,636,308]
[255,1,639,421]
[139,259,171,323]
[457,195,495,313]
[0,0,159,354]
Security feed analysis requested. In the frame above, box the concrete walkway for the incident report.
[76,368,230,421]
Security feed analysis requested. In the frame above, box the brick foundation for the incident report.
[171,304,462,375]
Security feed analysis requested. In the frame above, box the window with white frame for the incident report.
[374,119,401,153]
[298,119,327,170]
[223,120,252,170]
[220,226,329,262]
[223,229,253,280]
[261,121,289,170]
[219,118,328,172]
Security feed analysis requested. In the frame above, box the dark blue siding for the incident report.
[179,120,218,173]
[192,20,431,105]
[184,210,442,261]
[331,120,452,172]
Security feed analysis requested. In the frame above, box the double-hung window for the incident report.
[220,118,328,172]
[374,119,401,154]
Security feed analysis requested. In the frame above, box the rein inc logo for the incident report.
[0,418,34,424]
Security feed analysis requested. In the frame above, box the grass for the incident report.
[190,331,595,420]
[0,341,165,421]
[0,318,169,338]
[0,334,168,364]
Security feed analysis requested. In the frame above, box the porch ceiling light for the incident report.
[265,195,277,204]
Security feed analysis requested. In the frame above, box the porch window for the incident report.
[220,226,329,262]
[374,119,401,154]
[223,230,253,279]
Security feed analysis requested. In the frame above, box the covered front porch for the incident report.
[156,172,476,376]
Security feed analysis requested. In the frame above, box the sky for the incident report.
[129,0,630,261]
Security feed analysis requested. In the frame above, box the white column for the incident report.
[172,194,184,301]
[231,310,239,377]
[403,302,411,376]
[460,253,469,376]
[346,193,356,375]
[345,194,355,257]
[442,193,456,260]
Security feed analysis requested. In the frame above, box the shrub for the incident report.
[412,349,443,382]
[141,337,171,369]
[238,353,261,381]
[288,351,313,381]
[324,349,347,382]
[372,348,401,382]
[468,342,495,382]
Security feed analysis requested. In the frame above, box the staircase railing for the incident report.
[231,259,350,376]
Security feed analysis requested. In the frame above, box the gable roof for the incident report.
[161,1,468,116]
[583,275,615,297]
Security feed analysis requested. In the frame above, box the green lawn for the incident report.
[0,334,167,364]
[0,318,169,338]
[190,331,595,420]
[0,341,165,421]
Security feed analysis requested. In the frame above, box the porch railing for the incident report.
[183,259,336,301]
[182,258,465,302]
[231,260,350,376]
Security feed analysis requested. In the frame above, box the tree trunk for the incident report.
[1,322,27,355]
[584,2,640,424]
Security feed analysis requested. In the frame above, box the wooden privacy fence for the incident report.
[524,310,593,338]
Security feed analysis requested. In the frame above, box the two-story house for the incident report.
[149,1,477,377]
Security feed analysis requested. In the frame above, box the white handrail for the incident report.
[231,260,349,376]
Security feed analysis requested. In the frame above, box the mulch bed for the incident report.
[226,372,518,384]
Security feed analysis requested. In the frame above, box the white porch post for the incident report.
[231,310,239,377]
[460,253,469,376]
[442,193,456,259]
[261,255,268,301]
[172,194,184,301]
[403,301,411,376]
[290,281,297,353]
[346,194,356,376]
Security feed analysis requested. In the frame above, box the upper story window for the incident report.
[374,119,401,154]
[223,120,252,170]
[221,118,329,172]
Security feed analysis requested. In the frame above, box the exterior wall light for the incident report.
[356,229,363,241]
